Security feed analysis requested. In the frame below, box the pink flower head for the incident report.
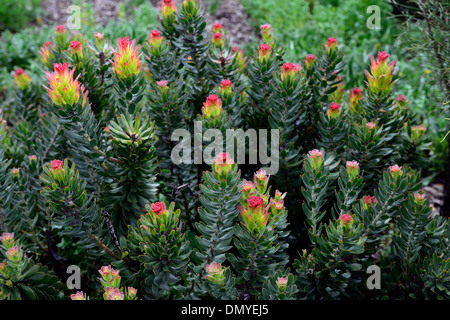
[56,25,66,33]
[339,213,353,229]
[326,37,338,52]
[39,41,55,67]
[389,165,403,180]
[213,152,234,175]
[94,32,104,40]
[202,94,223,119]
[11,168,19,176]
[414,192,425,205]
[305,54,316,68]
[281,62,301,79]
[346,160,359,180]
[161,0,177,17]
[205,261,225,284]
[127,287,137,298]
[69,40,83,58]
[258,44,272,61]
[362,195,377,210]
[255,169,268,182]
[366,122,376,130]
[242,180,254,193]
[106,287,124,300]
[276,277,288,291]
[327,102,341,119]
[44,62,88,107]
[220,79,232,90]
[99,265,113,277]
[5,246,22,261]
[212,23,223,33]
[307,149,324,170]
[247,196,264,208]
[0,232,14,246]
[260,23,273,42]
[151,202,167,216]
[395,94,408,107]
[50,159,64,171]
[111,37,142,80]
[13,68,31,90]
[377,51,389,64]
[71,291,87,300]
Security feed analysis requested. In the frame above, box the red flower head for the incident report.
[69,40,83,58]
[213,152,234,175]
[212,32,224,48]
[339,213,353,229]
[362,195,377,210]
[212,23,223,33]
[258,44,272,62]
[327,102,341,119]
[349,88,363,112]
[202,94,223,119]
[44,62,88,107]
[305,54,316,68]
[389,165,403,180]
[13,68,31,90]
[238,196,271,234]
[55,25,66,33]
[281,62,301,80]
[260,23,273,43]
[220,79,232,95]
[111,36,142,80]
[149,29,163,48]
[151,202,167,216]
[50,159,64,171]
[161,0,177,17]
[326,37,338,52]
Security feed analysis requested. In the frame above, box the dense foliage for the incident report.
[0,0,448,300]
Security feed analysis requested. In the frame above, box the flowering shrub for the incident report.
[0,0,448,301]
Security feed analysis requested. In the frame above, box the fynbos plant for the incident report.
[0,0,447,301]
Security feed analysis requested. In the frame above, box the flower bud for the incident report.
[220,79,232,96]
[366,122,376,131]
[349,88,363,112]
[213,152,234,175]
[5,246,22,262]
[161,0,177,17]
[280,62,301,80]
[276,277,288,292]
[362,195,377,210]
[13,68,31,90]
[365,51,397,95]
[205,261,225,285]
[339,213,353,231]
[0,232,14,248]
[238,196,271,234]
[389,165,403,181]
[94,32,104,47]
[106,287,124,300]
[307,149,324,171]
[202,94,223,119]
[260,23,273,43]
[149,29,163,48]
[326,37,338,53]
[39,41,55,68]
[212,23,223,34]
[410,124,426,143]
[414,192,425,206]
[305,54,316,69]
[150,202,168,216]
[44,62,88,107]
[50,159,64,171]
[69,40,83,59]
[126,287,137,300]
[111,37,142,80]
[346,160,359,181]
[212,32,224,48]
[258,44,271,62]
[71,291,87,300]
[254,169,269,194]
[327,102,341,119]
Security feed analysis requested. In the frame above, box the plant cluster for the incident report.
[0,0,447,300]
